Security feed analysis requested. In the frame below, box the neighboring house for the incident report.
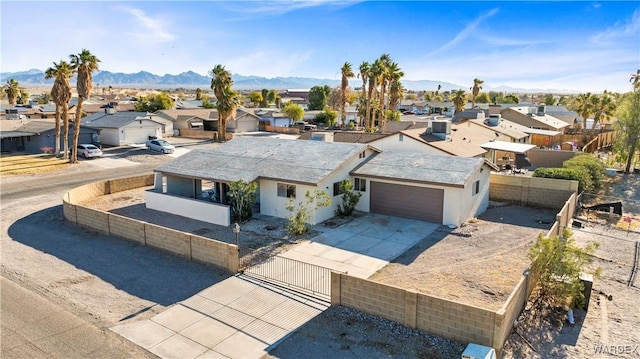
[351,151,492,225]
[147,136,492,227]
[254,109,290,127]
[500,106,569,132]
[81,111,167,146]
[227,108,261,133]
[542,105,581,129]
[0,119,97,153]
[468,116,530,143]
[337,105,358,126]
[155,108,217,131]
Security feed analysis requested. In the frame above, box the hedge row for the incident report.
[533,153,604,193]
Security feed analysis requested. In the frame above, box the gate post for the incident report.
[331,272,341,305]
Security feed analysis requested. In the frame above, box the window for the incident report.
[472,180,480,196]
[354,178,366,192]
[277,183,296,198]
[399,133,404,142]
[333,181,344,196]
[359,151,366,159]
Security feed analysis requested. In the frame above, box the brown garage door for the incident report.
[370,182,443,223]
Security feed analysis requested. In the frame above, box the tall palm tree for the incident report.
[340,62,354,127]
[3,79,20,105]
[388,79,405,117]
[210,65,239,141]
[45,61,74,157]
[357,61,370,128]
[471,78,484,108]
[451,89,467,114]
[573,92,594,130]
[70,49,100,163]
[592,91,617,131]
[366,59,383,132]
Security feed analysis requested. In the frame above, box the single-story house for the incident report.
[500,106,569,133]
[0,119,97,153]
[147,136,491,227]
[154,108,216,131]
[81,111,167,146]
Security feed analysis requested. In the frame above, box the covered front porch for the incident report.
[145,172,235,226]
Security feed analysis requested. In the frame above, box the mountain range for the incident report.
[0,69,575,94]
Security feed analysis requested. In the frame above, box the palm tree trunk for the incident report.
[72,98,83,163]
[54,107,61,156]
[63,108,70,161]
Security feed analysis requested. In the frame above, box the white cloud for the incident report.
[591,7,640,43]
[118,6,177,43]
[427,8,499,56]
[220,0,362,16]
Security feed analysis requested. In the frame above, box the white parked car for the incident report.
[76,144,103,159]
[146,139,175,154]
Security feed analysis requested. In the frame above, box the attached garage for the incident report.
[123,125,158,144]
[370,182,443,223]
[351,151,491,226]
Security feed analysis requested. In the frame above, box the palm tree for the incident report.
[592,91,617,131]
[3,79,20,105]
[471,78,484,108]
[631,69,640,91]
[388,79,405,117]
[195,87,203,100]
[573,92,594,130]
[45,61,74,157]
[451,89,467,114]
[340,62,354,127]
[366,59,383,132]
[70,49,100,163]
[210,65,239,141]
[357,61,370,128]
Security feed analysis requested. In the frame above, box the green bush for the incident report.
[335,180,361,217]
[563,153,604,190]
[532,167,592,193]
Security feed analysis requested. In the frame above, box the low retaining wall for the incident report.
[489,173,578,209]
[62,174,238,273]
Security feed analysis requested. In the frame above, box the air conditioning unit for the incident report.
[461,344,496,359]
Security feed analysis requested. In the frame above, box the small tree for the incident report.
[314,109,337,127]
[286,189,331,235]
[529,229,600,309]
[335,180,361,217]
[282,102,304,125]
[227,179,258,223]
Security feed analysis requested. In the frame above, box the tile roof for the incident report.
[351,151,484,187]
[155,136,370,185]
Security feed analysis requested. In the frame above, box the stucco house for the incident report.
[0,119,97,153]
[500,106,569,133]
[81,111,169,146]
[147,136,492,227]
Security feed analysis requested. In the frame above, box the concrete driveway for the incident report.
[281,214,439,278]
[111,214,439,359]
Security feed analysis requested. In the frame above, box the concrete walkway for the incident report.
[111,214,439,358]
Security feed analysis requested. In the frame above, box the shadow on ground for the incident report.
[8,205,230,306]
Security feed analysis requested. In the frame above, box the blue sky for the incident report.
[1,1,638,92]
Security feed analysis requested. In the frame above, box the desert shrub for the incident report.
[335,179,361,217]
[529,229,600,309]
[286,190,331,235]
[563,153,604,190]
[39,146,54,154]
[533,167,592,193]
[227,179,258,223]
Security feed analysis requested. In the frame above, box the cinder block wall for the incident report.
[62,175,239,273]
[489,173,578,209]
[332,273,497,349]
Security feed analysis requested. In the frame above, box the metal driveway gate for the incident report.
[240,254,333,301]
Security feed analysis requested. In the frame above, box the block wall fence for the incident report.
[62,174,238,273]
[332,179,579,354]
[489,173,579,209]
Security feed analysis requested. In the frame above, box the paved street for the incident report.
[1,277,154,359]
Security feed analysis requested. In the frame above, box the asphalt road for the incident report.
[0,150,170,359]
[1,277,155,359]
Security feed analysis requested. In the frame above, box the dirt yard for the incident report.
[370,204,557,310]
